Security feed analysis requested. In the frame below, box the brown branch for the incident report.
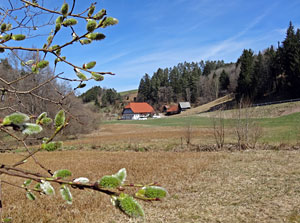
[0,167,118,197]
[11,121,68,169]
[0,126,52,175]
[21,0,91,19]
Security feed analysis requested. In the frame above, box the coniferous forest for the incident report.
[137,22,300,108]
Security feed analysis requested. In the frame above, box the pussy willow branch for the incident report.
[1,166,162,202]
[0,166,118,197]
[21,0,97,20]
[0,45,115,76]
[0,125,52,175]
[0,165,163,201]
[11,121,68,169]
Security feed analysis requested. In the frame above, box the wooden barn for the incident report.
[178,102,191,111]
[166,105,180,115]
[122,102,155,120]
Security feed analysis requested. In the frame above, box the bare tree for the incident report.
[212,108,225,149]
[234,99,263,150]
[0,1,166,220]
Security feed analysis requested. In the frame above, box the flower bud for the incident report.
[62,18,78,27]
[86,19,97,32]
[61,3,69,17]
[88,4,95,17]
[93,9,106,20]
[83,61,96,69]
[12,34,26,41]
[85,32,105,41]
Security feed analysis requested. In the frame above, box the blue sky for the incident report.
[2,0,300,93]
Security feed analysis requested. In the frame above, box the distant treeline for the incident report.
[80,86,121,107]
[137,22,300,108]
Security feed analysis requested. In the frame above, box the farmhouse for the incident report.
[122,102,155,120]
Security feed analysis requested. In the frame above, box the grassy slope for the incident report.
[118,89,138,96]
[104,108,300,144]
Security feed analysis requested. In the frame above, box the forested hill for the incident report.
[136,22,300,109]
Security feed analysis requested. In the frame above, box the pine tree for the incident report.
[280,22,300,96]
[236,49,255,100]
[219,69,230,90]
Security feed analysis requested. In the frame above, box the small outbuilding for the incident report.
[166,105,180,116]
[178,102,191,111]
[122,102,155,120]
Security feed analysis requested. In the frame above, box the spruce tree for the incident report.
[236,49,255,100]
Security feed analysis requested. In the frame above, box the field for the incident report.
[2,150,300,222]
[2,103,300,222]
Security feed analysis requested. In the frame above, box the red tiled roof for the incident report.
[166,105,179,113]
[124,102,155,114]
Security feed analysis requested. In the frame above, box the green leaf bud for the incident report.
[55,23,61,33]
[114,168,127,184]
[55,48,61,56]
[23,179,32,187]
[42,141,63,151]
[36,113,52,126]
[36,60,49,69]
[98,175,121,188]
[3,34,11,41]
[74,68,87,80]
[49,44,59,51]
[93,9,106,20]
[79,39,92,45]
[31,64,39,74]
[101,17,119,28]
[56,16,63,24]
[77,83,86,88]
[61,3,69,17]
[12,34,26,41]
[36,112,47,124]
[1,23,7,32]
[34,183,41,190]
[40,117,52,125]
[91,72,104,81]
[2,217,12,223]
[47,35,53,44]
[3,112,29,126]
[137,186,167,199]
[86,19,97,32]
[22,123,43,135]
[25,59,35,65]
[88,4,95,17]
[26,192,36,201]
[60,185,72,204]
[85,32,105,41]
[83,61,96,69]
[117,193,144,218]
[40,180,55,195]
[54,110,65,128]
[62,18,78,27]
[53,169,72,179]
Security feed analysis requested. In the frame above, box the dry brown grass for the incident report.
[2,150,300,222]
[198,101,300,119]
[65,124,216,150]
